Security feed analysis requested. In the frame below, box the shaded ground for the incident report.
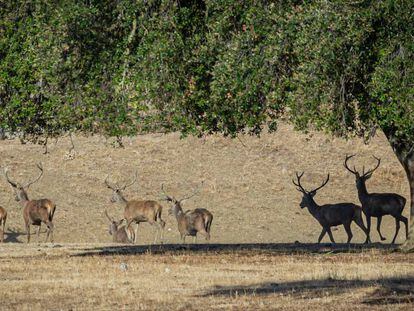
[0,243,413,310]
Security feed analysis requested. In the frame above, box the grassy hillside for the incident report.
[0,123,408,245]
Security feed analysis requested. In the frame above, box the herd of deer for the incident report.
[0,154,409,245]
[0,164,213,244]
[293,155,408,244]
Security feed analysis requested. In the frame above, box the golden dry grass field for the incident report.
[0,123,413,310]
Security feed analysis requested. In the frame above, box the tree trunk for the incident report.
[401,154,414,251]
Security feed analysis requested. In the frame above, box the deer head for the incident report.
[292,172,330,209]
[4,163,44,202]
[104,171,138,203]
[344,154,381,187]
[104,209,124,235]
[160,182,203,216]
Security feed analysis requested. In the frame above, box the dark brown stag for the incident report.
[105,171,165,244]
[344,155,408,244]
[4,163,56,243]
[293,172,369,244]
[161,183,213,243]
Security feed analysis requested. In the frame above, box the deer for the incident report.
[0,206,7,242]
[344,154,408,244]
[160,184,213,243]
[104,171,165,244]
[104,209,134,244]
[4,163,56,243]
[292,172,369,244]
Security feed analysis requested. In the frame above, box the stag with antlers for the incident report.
[4,163,56,243]
[0,206,7,242]
[104,171,165,244]
[161,183,213,243]
[104,209,134,244]
[293,172,369,244]
[344,155,408,244]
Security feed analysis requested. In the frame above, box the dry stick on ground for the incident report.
[0,206,7,242]
[104,171,165,244]
[292,172,369,244]
[4,163,56,243]
[160,183,213,244]
[344,154,408,244]
[104,209,134,244]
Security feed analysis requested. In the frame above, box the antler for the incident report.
[120,170,138,191]
[3,167,17,188]
[292,171,306,193]
[179,181,204,203]
[310,174,330,193]
[104,175,118,191]
[23,163,44,188]
[363,155,381,177]
[160,183,174,201]
[344,154,358,175]
[104,209,114,222]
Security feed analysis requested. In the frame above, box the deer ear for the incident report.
[364,172,373,180]
[309,190,317,197]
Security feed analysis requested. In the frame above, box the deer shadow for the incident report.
[73,242,397,257]
[199,275,414,305]
[3,228,25,243]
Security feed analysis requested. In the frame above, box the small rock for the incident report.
[119,262,128,271]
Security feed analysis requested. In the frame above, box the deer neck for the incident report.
[116,192,128,204]
[172,204,185,221]
[17,190,30,206]
[306,198,321,218]
[356,181,369,203]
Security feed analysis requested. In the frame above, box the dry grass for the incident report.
[0,123,408,245]
[0,123,412,309]
[0,244,413,310]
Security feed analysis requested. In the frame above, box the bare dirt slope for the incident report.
[0,123,409,244]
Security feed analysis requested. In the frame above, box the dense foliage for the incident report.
[1,1,412,144]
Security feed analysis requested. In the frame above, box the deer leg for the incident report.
[0,220,3,243]
[391,217,401,244]
[50,225,54,243]
[45,226,50,243]
[395,215,408,240]
[36,224,41,241]
[132,222,139,244]
[376,216,386,241]
[326,228,335,244]
[26,223,31,243]
[343,223,353,244]
[152,225,159,245]
[318,228,327,244]
[365,215,372,243]
[354,216,370,244]
[157,221,165,244]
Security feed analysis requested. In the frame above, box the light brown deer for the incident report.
[4,163,56,243]
[0,206,7,242]
[161,184,213,243]
[105,171,165,244]
[104,209,134,244]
